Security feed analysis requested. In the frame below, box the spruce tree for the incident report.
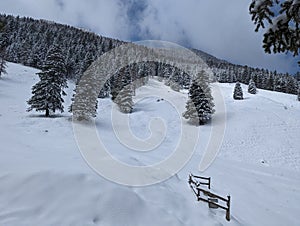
[0,56,7,77]
[27,45,67,117]
[248,78,257,94]
[233,82,243,100]
[115,84,134,114]
[98,80,111,98]
[297,86,300,102]
[183,70,215,125]
[249,0,300,66]
[0,30,7,77]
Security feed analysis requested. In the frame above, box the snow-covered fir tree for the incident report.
[115,84,134,114]
[233,82,243,100]
[111,67,127,101]
[249,0,300,66]
[285,74,298,94]
[0,55,6,77]
[183,70,215,125]
[170,80,180,92]
[248,78,257,94]
[27,45,67,117]
[0,28,7,77]
[70,75,98,120]
[98,80,111,98]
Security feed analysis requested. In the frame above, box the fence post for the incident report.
[226,195,231,221]
[208,177,211,190]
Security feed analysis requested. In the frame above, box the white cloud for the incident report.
[0,0,130,39]
[136,0,297,73]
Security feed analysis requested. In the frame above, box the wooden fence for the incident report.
[188,174,231,221]
[188,174,211,189]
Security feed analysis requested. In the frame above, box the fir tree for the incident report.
[218,71,228,83]
[111,67,133,102]
[0,28,7,77]
[98,80,111,98]
[274,76,286,92]
[248,78,257,94]
[27,45,67,117]
[183,70,215,125]
[297,85,300,102]
[249,0,300,67]
[233,82,243,100]
[0,55,7,77]
[266,72,275,91]
[115,84,134,113]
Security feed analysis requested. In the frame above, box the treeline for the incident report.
[193,48,300,95]
[0,14,191,91]
[214,65,299,95]
[0,14,298,96]
[0,14,123,79]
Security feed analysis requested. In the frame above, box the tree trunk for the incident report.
[45,108,49,117]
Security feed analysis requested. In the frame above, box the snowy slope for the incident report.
[217,83,300,170]
[0,62,299,226]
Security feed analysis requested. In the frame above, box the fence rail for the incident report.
[188,174,231,221]
[188,174,211,189]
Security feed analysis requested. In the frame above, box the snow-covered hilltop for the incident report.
[0,63,299,226]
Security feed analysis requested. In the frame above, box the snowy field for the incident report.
[0,62,300,226]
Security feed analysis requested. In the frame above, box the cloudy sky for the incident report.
[0,0,298,74]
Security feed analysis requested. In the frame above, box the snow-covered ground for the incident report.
[0,62,299,226]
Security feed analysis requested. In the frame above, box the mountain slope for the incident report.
[0,63,300,225]
[1,14,298,95]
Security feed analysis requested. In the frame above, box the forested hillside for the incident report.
[0,14,299,95]
[192,49,299,95]
[0,14,123,79]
